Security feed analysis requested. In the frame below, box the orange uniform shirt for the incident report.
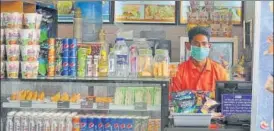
[170,58,229,92]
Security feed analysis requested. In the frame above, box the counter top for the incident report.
[165,125,250,131]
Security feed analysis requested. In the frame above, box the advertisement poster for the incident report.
[57,1,111,23]
[180,1,242,25]
[115,1,175,23]
[251,1,273,131]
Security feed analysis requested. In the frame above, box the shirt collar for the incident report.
[189,57,212,71]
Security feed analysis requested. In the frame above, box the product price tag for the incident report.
[97,102,109,110]
[20,101,32,107]
[57,101,70,108]
[80,100,93,109]
[134,102,147,110]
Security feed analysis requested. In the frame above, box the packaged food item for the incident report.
[1,61,5,78]
[20,45,40,61]
[190,0,200,12]
[201,97,219,114]
[205,0,214,12]
[72,115,80,131]
[5,28,20,45]
[19,29,35,45]
[145,87,155,105]
[171,91,196,113]
[0,13,4,28]
[14,111,23,131]
[138,49,153,78]
[35,14,43,29]
[92,55,99,77]
[6,12,23,28]
[125,87,135,105]
[114,87,126,105]
[20,112,29,131]
[6,61,19,78]
[154,49,169,78]
[23,13,36,29]
[265,73,274,94]
[153,88,161,105]
[86,55,93,77]
[199,11,209,27]
[6,45,20,61]
[141,116,149,131]
[6,111,16,131]
[21,61,39,79]
[32,29,41,45]
[0,29,4,44]
[77,48,87,77]
[134,88,145,103]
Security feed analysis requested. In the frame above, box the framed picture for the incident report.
[180,1,243,25]
[243,19,253,49]
[114,1,176,24]
[57,1,112,23]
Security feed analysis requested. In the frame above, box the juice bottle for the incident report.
[98,29,108,77]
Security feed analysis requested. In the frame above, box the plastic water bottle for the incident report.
[114,38,129,77]
[108,48,116,77]
[129,45,138,78]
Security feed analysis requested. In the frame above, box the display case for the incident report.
[1,77,169,130]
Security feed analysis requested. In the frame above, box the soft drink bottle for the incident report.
[113,38,129,77]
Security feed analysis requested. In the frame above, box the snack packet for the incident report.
[5,28,20,45]
[201,97,219,114]
[23,13,36,29]
[21,61,39,79]
[36,14,43,29]
[6,45,20,61]
[172,91,196,113]
[19,29,35,45]
[0,29,4,44]
[20,45,40,61]
[6,61,19,79]
[6,12,23,28]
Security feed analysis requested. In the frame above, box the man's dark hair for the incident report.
[188,26,211,42]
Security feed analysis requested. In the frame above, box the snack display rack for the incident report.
[1,77,170,130]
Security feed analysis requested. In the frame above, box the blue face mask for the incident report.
[191,46,210,61]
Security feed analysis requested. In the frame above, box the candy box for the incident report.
[6,45,20,61]
[6,61,19,79]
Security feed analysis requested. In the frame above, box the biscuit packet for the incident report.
[6,61,19,79]
[6,45,20,61]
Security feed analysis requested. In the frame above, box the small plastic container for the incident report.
[153,49,169,78]
[172,113,212,127]
[137,48,153,78]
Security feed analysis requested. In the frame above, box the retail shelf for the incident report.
[1,77,170,84]
[2,102,161,111]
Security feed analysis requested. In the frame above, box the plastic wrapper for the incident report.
[21,61,39,79]
[145,87,155,105]
[6,61,19,79]
[6,45,20,61]
[114,87,126,105]
[19,29,35,45]
[199,11,209,27]
[171,91,197,113]
[35,14,43,29]
[190,0,200,12]
[20,45,40,61]
[6,12,23,28]
[134,88,145,103]
[5,28,20,45]
[153,87,161,105]
[201,97,219,114]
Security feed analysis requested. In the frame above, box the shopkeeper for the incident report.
[171,26,229,93]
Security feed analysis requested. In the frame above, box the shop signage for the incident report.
[221,94,252,116]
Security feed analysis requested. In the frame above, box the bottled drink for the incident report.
[129,45,138,78]
[98,29,108,77]
[113,38,129,77]
[108,48,116,77]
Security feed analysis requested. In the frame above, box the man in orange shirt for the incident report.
[171,27,229,93]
